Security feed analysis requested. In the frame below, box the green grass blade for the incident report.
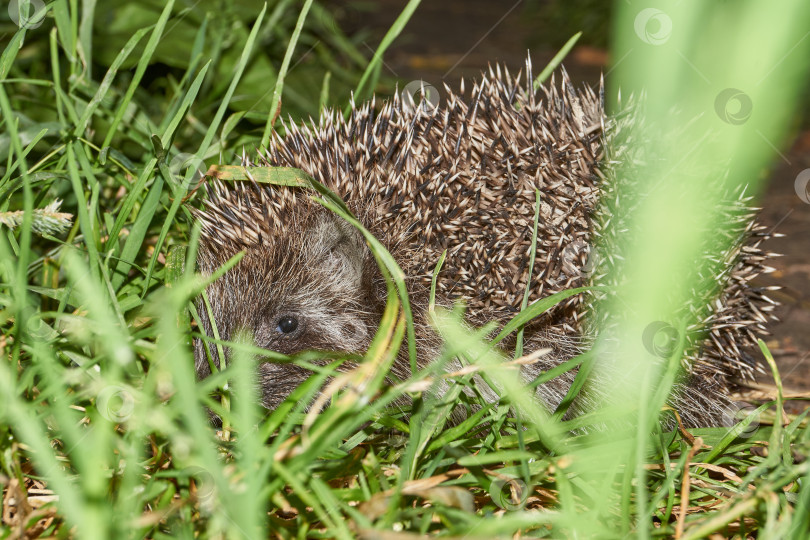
[515,190,541,358]
[141,5,268,296]
[260,0,315,149]
[534,32,582,88]
[66,141,101,282]
[347,0,422,110]
[74,27,151,136]
[0,29,29,80]
[100,0,175,153]
[491,287,590,347]
[78,0,97,81]
[159,60,212,151]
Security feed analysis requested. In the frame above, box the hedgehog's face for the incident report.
[194,210,383,409]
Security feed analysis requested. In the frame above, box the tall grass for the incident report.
[569,1,810,537]
[1,1,809,538]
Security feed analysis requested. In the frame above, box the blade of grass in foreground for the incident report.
[515,189,542,359]
[492,286,590,346]
[110,64,210,291]
[99,1,174,154]
[141,4,268,297]
[0,238,89,532]
[431,307,564,452]
[66,142,102,282]
[533,31,582,88]
[74,27,151,137]
[151,283,245,538]
[0,84,35,319]
[347,0,422,111]
[563,1,810,537]
[260,0,315,149]
[0,28,29,80]
[226,333,268,539]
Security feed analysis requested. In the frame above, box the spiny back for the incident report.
[195,59,776,425]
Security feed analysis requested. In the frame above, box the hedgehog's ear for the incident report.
[311,212,367,287]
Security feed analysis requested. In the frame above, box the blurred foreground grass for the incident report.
[1,1,810,538]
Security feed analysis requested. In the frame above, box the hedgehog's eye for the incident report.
[276,316,299,334]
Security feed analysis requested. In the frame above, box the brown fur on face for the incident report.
[194,204,386,409]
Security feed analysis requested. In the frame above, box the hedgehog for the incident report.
[192,59,777,428]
